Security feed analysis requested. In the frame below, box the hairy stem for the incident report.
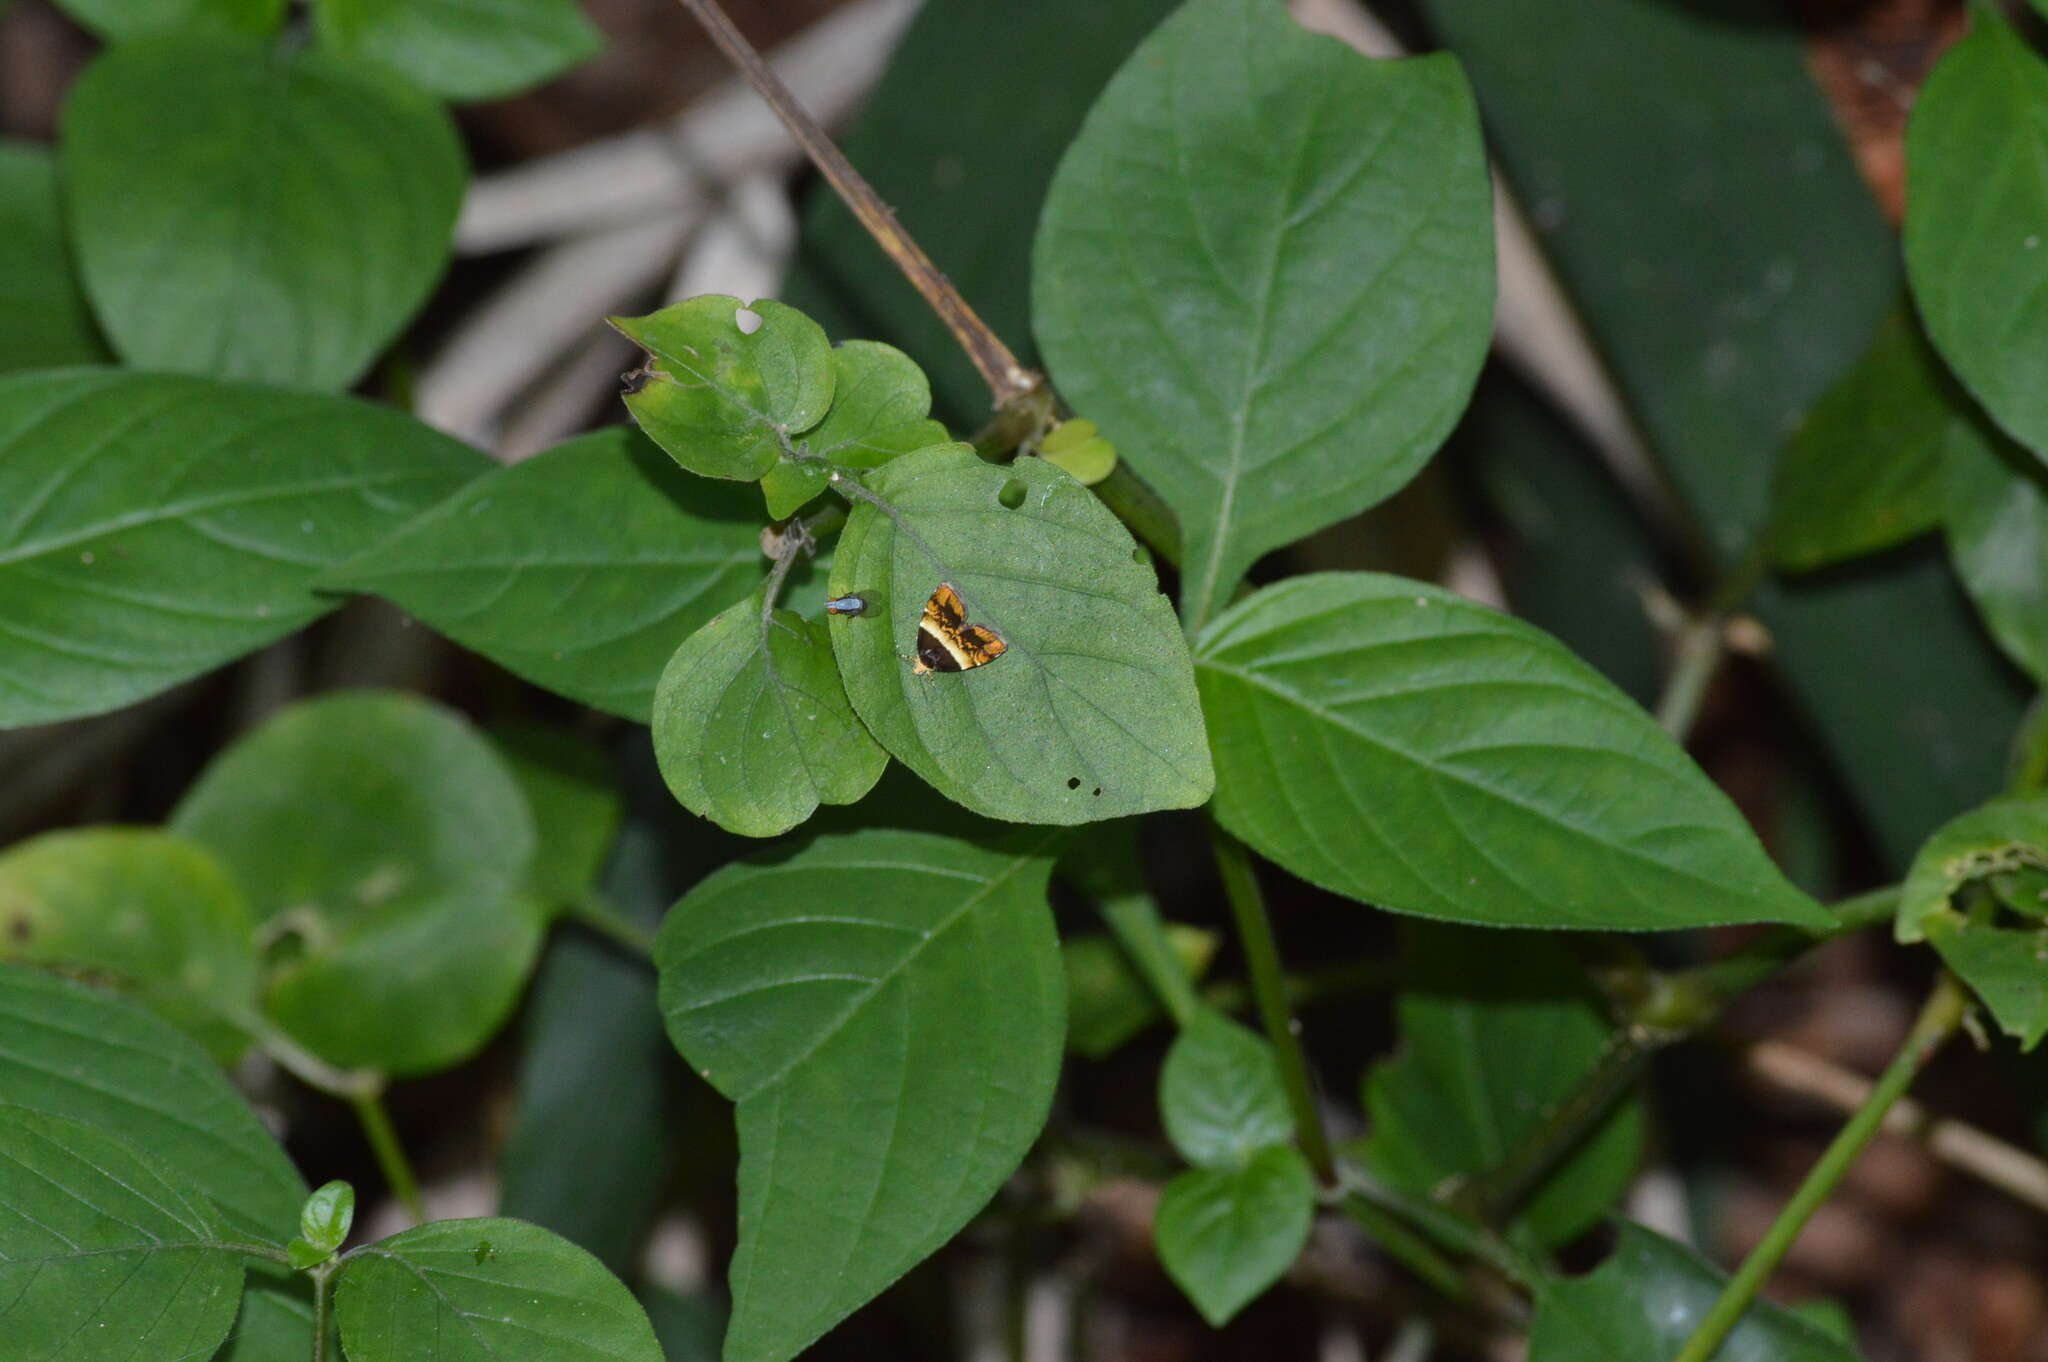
[1671,971,1970,1362]
[670,0,1037,408]
[310,1262,335,1362]
[1209,820,1335,1183]
[349,1091,425,1226]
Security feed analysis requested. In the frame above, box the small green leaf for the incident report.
[1195,574,1830,930]
[657,829,1064,1362]
[1905,11,2048,463]
[0,828,256,1062]
[830,444,1212,823]
[1155,1146,1315,1328]
[324,429,765,724]
[1944,407,2048,685]
[653,591,888,838]
[1528,1223,1859,1362]
[761,340,949,518]
[299,1181,355,1253]
[62,35,464,391]
[171,692,541,1074]
[1159,1010,1293,1169]
[0,1106,248,1362]
[1898,796,2048,1047]
[494,725,623,912]
[0,143,106,373]
[1034,0,1493,625]
[1037,419,1116,487]
[1771,310,1955,570]
[335,1218,663,1362]
[0,370,487,728]
[0,963,306,1241]
[1063,925,1214,1059]
[614,296,834,482]
[315,0,602,103]
[51,0,282,40]
[1361,925,1643,1249]
[286,1237,330,1271]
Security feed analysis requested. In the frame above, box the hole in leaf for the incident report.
[1092,787,1103,797]
[1131,545,1147,564]
[998,479,1027,509]
[6,914,30,944]
[735,306,763,335]
[1067,777,1081,790]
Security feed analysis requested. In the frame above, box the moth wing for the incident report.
[958,624,1006,664]
[923,582,967,632]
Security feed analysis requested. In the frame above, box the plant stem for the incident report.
[349,1091,426,1226]
[1336,1192,1474,1305]
[1096,895,1199,1028]
[669,0,1038,409]
[228,1007,380,1100]
[567,889,657,959]
[1654,540,1769,740]
[1670,971,1970,1362]
[1208,820,1335,1183]
[310,1263,334,1362]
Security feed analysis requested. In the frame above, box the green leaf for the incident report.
[299,1181,355,1253]
[216,1261,324,1362]
[0,827,256,1062]
[51,0,282,40]
[315,0,602,103]
[614,296,834,482]
[1033,0,1493,625]
[653,590,888,838]
[323,428,763,724]
[830,444,1212,823]
[0,143,106,373]
[0,963,306,1241]
[335,1218,663,1362]
[493,725,623,911]
[1897,796,2048,1047]
[171,691,541,1074]
[1528,1223,1859,1362]
[1063,925,1214,1059]
[1944,407,2048,685]
[61,34,464,391]
[1038,419,1116,487]
[1771,310,1954,571]
[0,1106,248,1362]
[657,829,1064,1362]
[1361,924,1643,1249]
[1159,1010,1293,1168]
[1155,1146,1315,1328]
[760,340,950,519]
[1905,12,2048,463]
[0,370,486,728]
[1195,573,1829,930]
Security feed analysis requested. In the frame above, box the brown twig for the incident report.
[671,0,1041,410]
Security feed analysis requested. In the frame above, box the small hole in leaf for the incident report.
[1131,545,1147,564]
[998,479,1027,509]
[735,306,763,335]
[1092,787,1103,797]
[6,915,30,944]
[1067,777,1081,790]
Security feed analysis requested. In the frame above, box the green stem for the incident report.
[1097,894,1199,1028]
[349,1091,425,1226]
[567,890,657,959]
[1088,461,1182,569]
[225,1007,379,1100]
[310,1263,335,1362]
[1462,1028,1655,1225]
[1337,1191,1474,1305]
[1208,820,1335,1183]
[1670,971,1970,1362]
[1654,540,1769,740]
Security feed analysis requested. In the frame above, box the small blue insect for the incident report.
[823,594,868,617]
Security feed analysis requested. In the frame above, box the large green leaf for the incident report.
[829,444,1211,823]
[171,691,541,1075]
[1361,925,1642,1249]
[657,829,1064,1362]
[1034,0,1493,625]
[325,429,763,724]
[315,0,602,102]
[216,1261,323,1362]
[0,1106,249,1362]
[0,827,255,1062]
[1159,1011,1293,1169]
[0,964,305,1241]
[1771,310,1954,571]
[1944,407,2048,685]
[1528,1224,1859,1362]
[493,725,623,912]
[758,341,949,519]
[1418,0,2021,865]
[1195,574,1828,930]
[653,590,887,838]
[335,1218,662,1362]
[61,34,464,391]
[614,297,834,483]
[1156,1146,1315,1328]
[1897,796,2048,1047]
[50,0,281,40]
[0,370,486,728]
[0,144,106,374]
[1905,12,2048,462]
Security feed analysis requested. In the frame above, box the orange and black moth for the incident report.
[912,583,1006,675]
